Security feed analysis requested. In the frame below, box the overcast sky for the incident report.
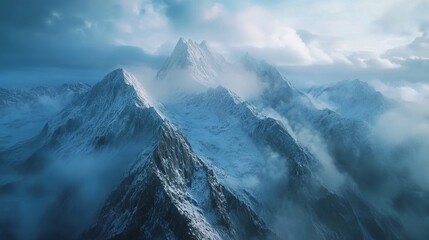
[0,0,428,87]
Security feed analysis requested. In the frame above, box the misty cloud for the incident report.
[217,65,265,100]
[0,145,142,240]
[294,127,346,192]
[302,79,429,239]
[371,81,429,188]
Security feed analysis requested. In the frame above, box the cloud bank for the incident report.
[1,0,429,87]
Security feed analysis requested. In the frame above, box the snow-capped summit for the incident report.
[93,68,154,108]
[37,68,163,153]
[156,38,227,88]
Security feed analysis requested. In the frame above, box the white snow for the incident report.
[162,90,268,199]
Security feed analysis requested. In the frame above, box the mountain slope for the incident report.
[162,86,313,191]
[83,124,275,240]
[238,55,422,239]
[240,55,375,186]
[159,84,405,240]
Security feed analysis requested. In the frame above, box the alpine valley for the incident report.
[1,38,428,240]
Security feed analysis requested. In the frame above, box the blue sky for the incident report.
[0,0,428,87]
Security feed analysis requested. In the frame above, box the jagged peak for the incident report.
[170,38,200,63]
[91,68,155,108]
[102,68,137,86]
[156,38,227,87]
[174,37,191,52]
[167,38,221,66]
[175,38,209,52]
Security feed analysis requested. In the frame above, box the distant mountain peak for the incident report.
[156,38,227,87]
[174,38,209,56]
[323,79,376,95]
[306,79,391,122]
[169,38,199,67]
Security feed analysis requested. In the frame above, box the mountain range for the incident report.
[0,38,427,240]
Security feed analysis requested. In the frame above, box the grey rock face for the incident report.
[83,124,274,240]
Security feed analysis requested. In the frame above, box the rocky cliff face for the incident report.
[83,124,275,240]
